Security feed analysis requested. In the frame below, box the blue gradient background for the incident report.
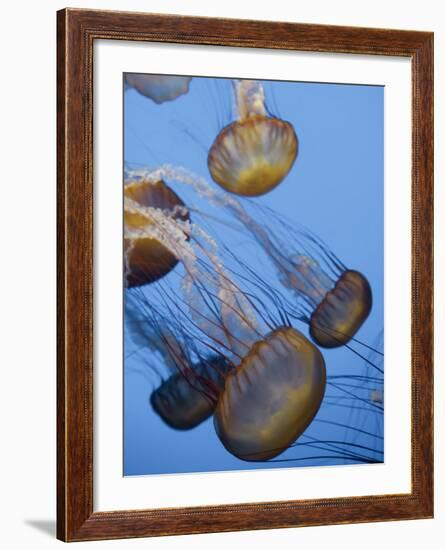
[123,76,384,476]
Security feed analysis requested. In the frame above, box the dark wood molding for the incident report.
[57,8,434,542]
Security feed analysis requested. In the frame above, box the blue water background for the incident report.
[123,76,384,476]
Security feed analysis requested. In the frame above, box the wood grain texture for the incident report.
[57,8,434,542]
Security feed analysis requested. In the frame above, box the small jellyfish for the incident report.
[124,178,189,287]
[295,261,372,349]
[125,74,192,104]
[150,355,232,430]
[126,293,231,430]
[250,216,373,349]
[208,80,298,196]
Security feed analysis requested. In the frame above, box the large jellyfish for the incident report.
[124,178,189,287]
[125,74,192,104]
[214,327,326,461]
[207,80,298,197]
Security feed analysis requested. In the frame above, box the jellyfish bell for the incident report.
[214,327,326,461]
[125,74,192,104]
[150,355,232,431]
[277,251,373,349]
[309,269,372,348]
[124,179,190,287]
[207,80,298,197]
[208,115,298,197]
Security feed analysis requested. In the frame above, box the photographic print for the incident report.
[123,74,384,477]
[57,10,433,540]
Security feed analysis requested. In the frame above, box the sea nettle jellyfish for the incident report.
[124,186,326,461]
[125,294,232,430]
[207,80,298,196]
[125,74,192,104]
[231,202,373,350]
[124,178,189,287]
[214,327,326,461]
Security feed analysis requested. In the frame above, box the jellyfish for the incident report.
[125,74,192,104]
[150,355,232,430]
[214,327,326,461]
[229,202,373,350]
[207,80,298,197]
[124,178,189,287]
[126,293,233,430]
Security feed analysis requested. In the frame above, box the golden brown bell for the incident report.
[124,180,189,287]
[208,115,298,196]
[309,270,372,348]
[214,327,326,461]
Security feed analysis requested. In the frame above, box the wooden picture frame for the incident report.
[57,8,434,542]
